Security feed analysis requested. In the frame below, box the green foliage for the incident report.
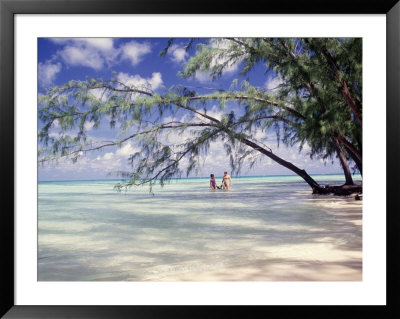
[179,38,361,167]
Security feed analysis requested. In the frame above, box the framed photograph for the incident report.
[1,0,398,318]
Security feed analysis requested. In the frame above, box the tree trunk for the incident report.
[241,137,362,195]
[333,137,354,185]
[339,80,362,125]
[240,137,324,191]
[320,47,362,126]
[304,38,362,126]
[338,135,362,175]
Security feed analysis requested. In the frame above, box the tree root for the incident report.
[312,184,362,196]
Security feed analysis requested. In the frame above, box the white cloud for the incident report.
[199,139,234,175]
[253,129,268,140]
[88,88,111,102]
[117,72,163,91]
[192,39,243,83]
[148,73,163,90]
[194,71,212,84]
[103,152,114,160]
[168,44,188,63]
[84,121,95,131]
[162,116,177,124]
[120,41,151,66]
[83,142,141,173]
[206,105,223,121]
[38,61,62,86]
[159,114,198,146]
[48,38,152,73]
[209,39,242,73]
[116,143,138,157]
[51,38,114,52]
[48,131,62,139]
[302,143,311,152]
[53,38,119,70]
[83,38,114,52]
[265,75,284,92]
[59,45,104,70]
[85,142,139,170]
[49,39,153,73]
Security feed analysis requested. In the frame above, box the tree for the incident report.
[38,38,362,195]
[178,38,362,176]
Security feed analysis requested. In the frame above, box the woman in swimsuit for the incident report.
[210,174,217,190]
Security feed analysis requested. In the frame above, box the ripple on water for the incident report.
[38,176,362,281]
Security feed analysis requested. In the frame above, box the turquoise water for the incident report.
[38,174,362,281]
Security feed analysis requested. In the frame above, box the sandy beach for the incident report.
[144,208,362,281]
[148,245,362,281]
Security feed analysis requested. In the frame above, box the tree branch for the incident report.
[39,122,214,163]
[187,94,306,120]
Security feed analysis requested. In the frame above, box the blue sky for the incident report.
[38,38,345,181]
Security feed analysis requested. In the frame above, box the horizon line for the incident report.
[38,172,362,183]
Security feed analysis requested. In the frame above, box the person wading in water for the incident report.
[210,174,217,190]
[221,171,232,190]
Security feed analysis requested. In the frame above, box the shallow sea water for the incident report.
[38,175,362,281]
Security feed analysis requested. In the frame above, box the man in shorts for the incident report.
[222,171,232,190]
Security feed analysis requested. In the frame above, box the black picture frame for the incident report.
[1,0,399,318]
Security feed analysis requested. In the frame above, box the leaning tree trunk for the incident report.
[338,135,362,175]
[240,137,324,192]
[333,137,354,185]
[241,137,361,195]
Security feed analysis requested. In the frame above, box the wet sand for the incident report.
[143,199,362,281]
[149,246,362,281]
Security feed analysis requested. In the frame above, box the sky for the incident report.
[38,37,345,181]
